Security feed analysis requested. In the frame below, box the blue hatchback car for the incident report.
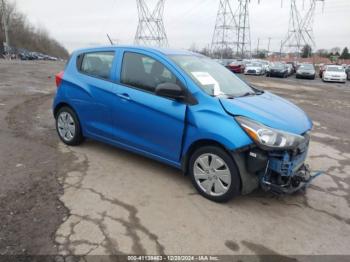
[53,46,316,202]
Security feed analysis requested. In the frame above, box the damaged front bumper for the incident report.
[260,155,322,194]
[236,133,322,195]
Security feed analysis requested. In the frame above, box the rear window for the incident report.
[79,52,115,80]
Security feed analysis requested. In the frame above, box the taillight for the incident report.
[55,71,64,88]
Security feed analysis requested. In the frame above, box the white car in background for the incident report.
[322,65,347,83]
[244,62,265,75]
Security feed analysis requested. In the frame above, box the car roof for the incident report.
[73,45,200,57]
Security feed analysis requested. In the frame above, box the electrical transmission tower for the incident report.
[134,0,168,48]
[211,0,236,59]
[211,0,257,59]
[235,0,252,58]
[300,0,324,48]
[281,0,324,55]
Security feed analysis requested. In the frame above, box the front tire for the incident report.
[56,106,84,146]
[189,146,241,202]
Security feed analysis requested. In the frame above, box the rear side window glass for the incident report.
[80,52,115,80]
[121,52,178,93]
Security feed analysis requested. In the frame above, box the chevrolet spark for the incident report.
[53,46,317,202]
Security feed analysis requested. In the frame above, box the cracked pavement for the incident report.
[0,61,350,258]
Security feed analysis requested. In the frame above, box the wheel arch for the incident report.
[54,102,72,118]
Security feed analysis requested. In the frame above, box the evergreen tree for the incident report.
[340,47,350,59]
[301,45,312,58]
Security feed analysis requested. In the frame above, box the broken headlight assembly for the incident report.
[235,116,305,150]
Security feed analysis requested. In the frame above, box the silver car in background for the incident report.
[244,62,265,75]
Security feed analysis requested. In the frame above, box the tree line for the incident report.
[189,42,350,61]
[0,0,69,58]
[301,45,349,59]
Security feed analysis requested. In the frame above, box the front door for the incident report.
[112,51,187,163]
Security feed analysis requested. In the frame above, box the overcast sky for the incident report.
[12,0,350,53]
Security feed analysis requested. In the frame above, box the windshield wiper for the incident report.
[237,92,256,98]
[254,89,264,95]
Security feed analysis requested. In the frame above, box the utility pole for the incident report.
[1,0,10,54]
[267,37,271,56]
[256,38,260,56]
[134,0,168,47]
[279,40,283,60]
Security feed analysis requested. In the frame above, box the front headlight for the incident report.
[236,116,305,150]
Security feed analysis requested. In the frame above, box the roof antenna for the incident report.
[107,34,114,45]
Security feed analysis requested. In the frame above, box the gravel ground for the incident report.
[0,60,349,260]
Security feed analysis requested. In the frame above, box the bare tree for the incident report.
[1,0,69,58]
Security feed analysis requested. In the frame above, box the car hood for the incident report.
[220,91,312,135]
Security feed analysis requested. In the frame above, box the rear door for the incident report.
[74,51,118,139]
[112,51,187,163]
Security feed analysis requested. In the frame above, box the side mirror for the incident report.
[155,83,185,100]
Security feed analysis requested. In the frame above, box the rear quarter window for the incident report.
[78,52,115,80]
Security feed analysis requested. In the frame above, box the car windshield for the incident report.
[326,66,345,72]
[170,55,254,97]
[272,63,285,69]
[299,64,314,70]
[249,62,261,67]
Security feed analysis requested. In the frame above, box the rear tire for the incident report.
[56,106,84,146]
[189,146,241,202]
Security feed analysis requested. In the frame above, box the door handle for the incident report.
[117,93,131,101]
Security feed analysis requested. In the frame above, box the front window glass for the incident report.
[121,52,178,93]
[273,63,285,69]
[170,55,254,97]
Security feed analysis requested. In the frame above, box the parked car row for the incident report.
[19,52,58,61]
[214,58,350,83]
[1,46,61,61]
